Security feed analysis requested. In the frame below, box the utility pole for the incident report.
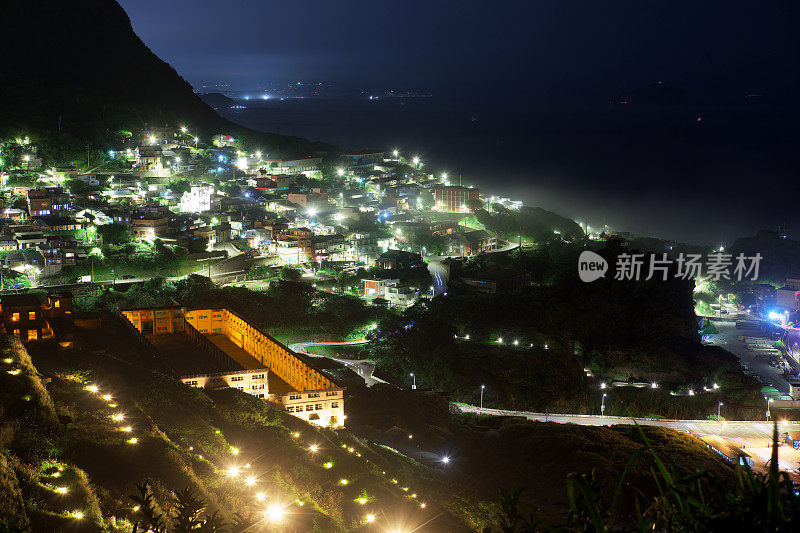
[480,385,485,412]
[410,373,416,390]
[601,393,607,415]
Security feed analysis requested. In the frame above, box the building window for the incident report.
[230,376,244,382]
[11,313,19,321]
[289,394,302,400]
[305,405,314,412]
[326,392,339,397]
[308,393,320,398]
[28,330,38,341]
[286,406,294,412]
[54,300,60,308]
[315,404,323,410]
[331,402,339,408]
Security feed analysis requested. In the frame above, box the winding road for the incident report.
[289,339,387,386]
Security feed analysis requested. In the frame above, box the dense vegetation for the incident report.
[74,275,387,344]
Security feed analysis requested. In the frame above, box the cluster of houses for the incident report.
[1,126,524,302]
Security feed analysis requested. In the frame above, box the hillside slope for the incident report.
[0,0,331,157]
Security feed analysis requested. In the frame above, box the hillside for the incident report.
[1,322,741,531]
[1,328,472,532]
[0,0,332,157]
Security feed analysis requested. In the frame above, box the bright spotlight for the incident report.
[264,504,285,523]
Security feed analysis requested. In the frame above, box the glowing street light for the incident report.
[601,393,607,415]
[256,492,266,502]
[245,475,256,486]
[412,156,420,166]
[72,511,84,520]
[264,504,285,523]
[336,168,344,176]
[441,456,450,465]
[181,126,187,134]
[231,446,240,455]
[309,444,319,453]
[392,149,399,158]
[56,486,68,494]
[365,514,376,523]
[410,372,416,390]
[227,466,240,478]
[480,385,485,412]
[86,385,99,393]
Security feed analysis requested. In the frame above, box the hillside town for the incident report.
[0,126,537,305]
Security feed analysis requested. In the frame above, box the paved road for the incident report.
[289,340,387,386]
[709,317,789,394]
[454,403,796,440]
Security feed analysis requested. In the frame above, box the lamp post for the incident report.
[766,397,773,421]
[410,373,416,390]
[601,393,607,416]
[480,385,485,412]
[718,402,723,423]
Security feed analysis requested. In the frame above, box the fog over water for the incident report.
[218,96,799,245]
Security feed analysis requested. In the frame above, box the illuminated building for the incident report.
[339,150,385,167]
[0,292,72,342]
[275,228,313,264]
[432,185,480,213]
[134,145,163,172]
[131,205,169,240]
[262,157,323,174]
[179,183,215,213]
[118,307,345,427]
[181,369,268,398]
[26,187,71,217]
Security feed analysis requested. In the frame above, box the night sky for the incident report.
[118,1,799,243]
[119,0,797,103]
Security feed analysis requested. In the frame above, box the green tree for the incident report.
[96,223,130,245]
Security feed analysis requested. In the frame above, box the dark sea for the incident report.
[216,97,799,245]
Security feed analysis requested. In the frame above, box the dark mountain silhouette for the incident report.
[197,93,238,111]
[0,0,331,157]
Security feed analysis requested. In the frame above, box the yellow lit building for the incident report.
[119,306,345,427]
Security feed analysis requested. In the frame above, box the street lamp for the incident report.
[410,373,416,390]
[766,397,774,420]
[717,402,723,422]
[601,393,607,415]
[480,385,485,412]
